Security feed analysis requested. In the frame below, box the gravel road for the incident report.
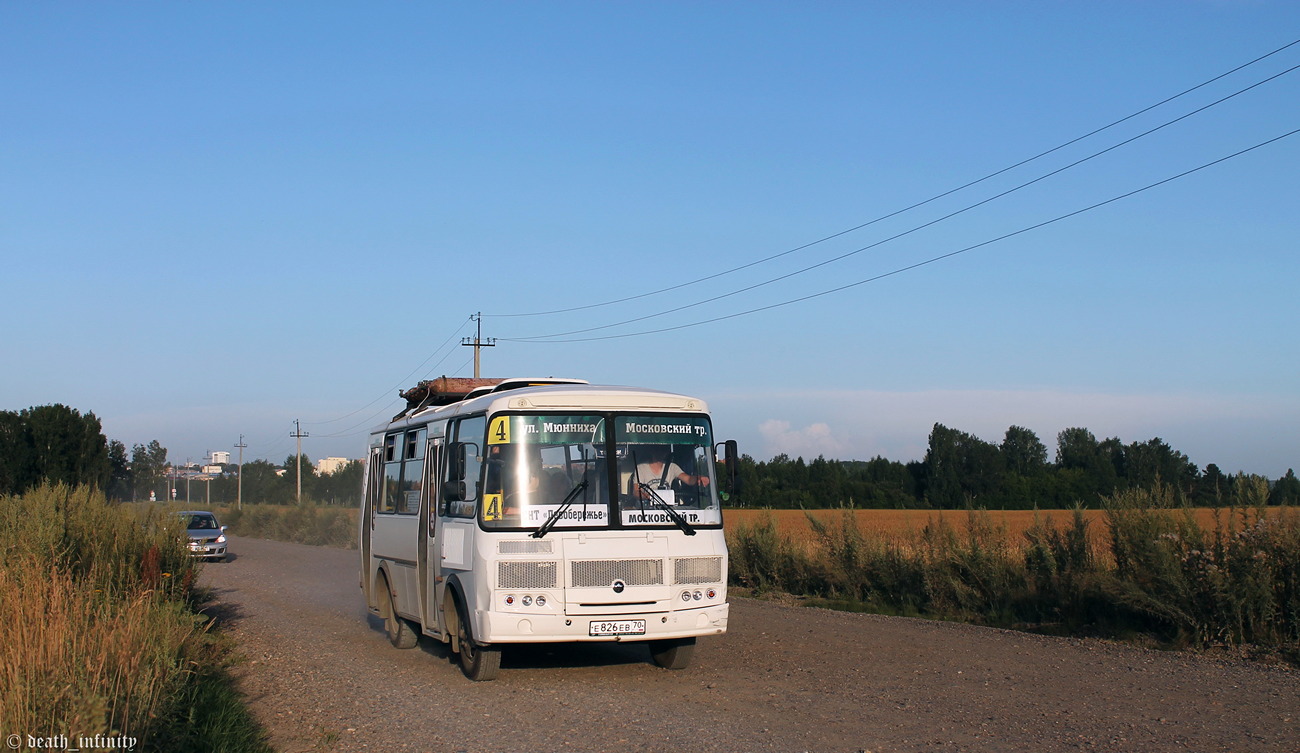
[202,536,1298,753]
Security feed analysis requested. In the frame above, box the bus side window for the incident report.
[399,427,426,515]
[382,433,402,513]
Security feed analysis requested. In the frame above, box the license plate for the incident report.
[589,619,646,636]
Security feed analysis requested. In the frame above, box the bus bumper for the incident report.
[478,602,729,644]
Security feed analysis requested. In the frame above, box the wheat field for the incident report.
[723,506,1257,548]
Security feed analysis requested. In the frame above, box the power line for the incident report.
[500,127,1300,343]
[312,351,481,441]
[304,319,472,427]
[503,60,1300,342]
[310,399,405,440]
[483,37,1300,320]
[260,318,480,448]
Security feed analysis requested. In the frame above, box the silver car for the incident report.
[179,511,228,561]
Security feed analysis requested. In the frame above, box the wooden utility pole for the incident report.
[291,420,309,504]
[234,435,247,510]
[461,312,496,378]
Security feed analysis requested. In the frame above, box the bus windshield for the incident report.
[479,413,722,531]
[615,415,722,528]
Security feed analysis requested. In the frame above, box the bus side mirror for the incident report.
[442,442,467,503]
[443,441,480,503]
[442,480,466,502]
[717,440,741,499]
[447,442,466,480]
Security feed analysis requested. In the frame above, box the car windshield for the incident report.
[182,513,219,530]
[479,413,722,530]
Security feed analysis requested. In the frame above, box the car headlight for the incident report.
[216,534,227,544]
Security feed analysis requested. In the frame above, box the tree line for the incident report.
[0,404,363,505]
[6,404,1297,510]
[734,422,1300,509]
[196,456,364,506]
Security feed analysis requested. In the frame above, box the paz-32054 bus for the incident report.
[360,377,736,680]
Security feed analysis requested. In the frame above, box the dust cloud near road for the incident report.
[203,537,1298,753]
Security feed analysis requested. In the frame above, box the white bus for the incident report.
[360,377,737,680]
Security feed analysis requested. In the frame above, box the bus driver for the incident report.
[630,445,710,500]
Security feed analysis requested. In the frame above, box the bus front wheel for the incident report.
[649,637,696,670]
[381,575,418,649]
[454,602,502,681]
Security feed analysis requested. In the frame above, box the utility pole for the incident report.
[461,312,496,379]
[291,420,309,504]
[234,435,247,510]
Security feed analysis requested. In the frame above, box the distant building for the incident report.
[211,451,231,465]
[317,457,352,475]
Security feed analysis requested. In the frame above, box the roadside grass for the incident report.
[134,501,360,549]
[729,479,1300,662]
[0,484,272,752]
[219,503,358,549]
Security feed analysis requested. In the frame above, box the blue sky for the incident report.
[3,2,1297,477]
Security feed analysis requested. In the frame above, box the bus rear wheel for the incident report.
[649,637,696,670]
[455,603,501,681]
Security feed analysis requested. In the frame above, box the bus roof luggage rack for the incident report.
[399,376,504,417]
[397,376,590,418]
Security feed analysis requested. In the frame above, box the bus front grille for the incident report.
[672,556,723,584]
[498,560,558,589]
[571,559,664,588]
[499,539,553,554]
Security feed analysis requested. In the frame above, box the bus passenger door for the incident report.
[360,446,382,609]
[419,437,442,635]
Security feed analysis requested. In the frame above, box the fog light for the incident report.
[681,591,692,602]
[536,594,546,607]
[522,595,533,607]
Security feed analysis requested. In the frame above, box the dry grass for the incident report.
[0,560,199,734]
[726,485,1300,657]
[0,485,271,751]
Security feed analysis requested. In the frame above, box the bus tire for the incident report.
[649,637,696,670]
[455,603,501,681]
[381,574,418,649]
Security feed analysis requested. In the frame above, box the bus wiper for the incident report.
[531,477,589,539]
[636,483,697,536]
